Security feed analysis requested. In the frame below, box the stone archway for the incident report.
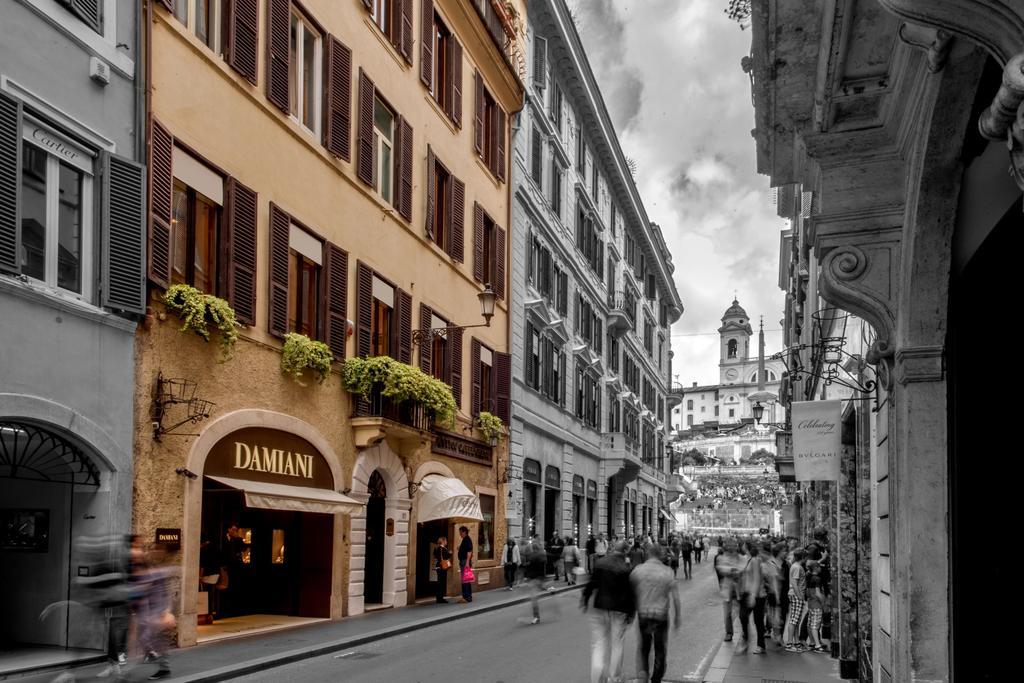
[178,409,347,646]
[348,442,409,616]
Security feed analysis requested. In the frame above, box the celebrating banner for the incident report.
[791,400,841,481]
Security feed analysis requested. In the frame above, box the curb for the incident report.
[173,584,584,682]
[682,640,722,683]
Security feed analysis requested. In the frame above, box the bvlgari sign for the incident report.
[204,427,333,489]
[791,400,841,481]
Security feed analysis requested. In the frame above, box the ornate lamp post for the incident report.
[410,284,496,346]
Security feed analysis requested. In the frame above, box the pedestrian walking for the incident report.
[594,532,609,564]
[525,539,548,624]
[736,540,768,654]
[130,537,174,680]
[714,538,743,642]
[629,544,681,683]
[501,537,520,590]
[581,541,635,683]
[693,536,704,563]
[548,533,565,580]
[434,536,451,603]
[680,535,693,580]
[457,526,474,603]
[74,535,131,679]
[563,536,583,584]
[585,533,597,573]
[667,535,681,578]
[805,560,827,652]
[628,536,645,568]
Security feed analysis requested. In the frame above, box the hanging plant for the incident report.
[163,284,238,362]
[281,333,334,385]
[476,411,505,444]
[341,356,457,427]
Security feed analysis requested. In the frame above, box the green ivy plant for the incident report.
[476,411,505,444]
[163,284,238,362]
[281,333,334,385]
[341,356,457,427]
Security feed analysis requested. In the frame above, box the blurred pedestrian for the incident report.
[582,541,635,683]
[737,540,767,654]
[585,534,597,572]
[525,539,547,624]
[548,533,565,581]
[74,535,131,678]
[714,538,743,643]
[594,533,609,564]
[457,526,473,603]
[693,536,704,563]
[563,536,583,585]
[783,549,808,651]
[501,537,520,590]
[630,544,681,683]
[434,536,451,603]
[680,535,693,580]
[130,537,174,680]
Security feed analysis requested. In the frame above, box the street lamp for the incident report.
[411,284,496,346]
[752,401,788,430]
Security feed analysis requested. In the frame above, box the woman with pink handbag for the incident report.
[457,526,474,603]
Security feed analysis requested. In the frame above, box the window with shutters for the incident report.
[287,8,322,135]
[171,179,220,295]
[55,0,104,34]
[285,224,322,338]
[550,159,562,219]
[478,342,494,414]
[427,311,448,381]
[554,265,567,316]
[372,0,401,46]
[530,126,543,187]
[373,97,395,203]
[608,335,619,373]
[432,16,451,110]
[475,76,505,181]
[644,315,654,355]
[526,324,540,390]
[371,275,395,357]
[17,125,93,299]
[608,392,621,432]
[430,158,450,251]
[481,213,494,286]
[171,0,223,53]
[549,85,563,136]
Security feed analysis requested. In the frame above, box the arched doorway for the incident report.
[0,420,107,658]
[363,471,387,604]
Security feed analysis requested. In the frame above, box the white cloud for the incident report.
[573,0,788,386]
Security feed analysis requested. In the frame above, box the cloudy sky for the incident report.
[570,0,788,386]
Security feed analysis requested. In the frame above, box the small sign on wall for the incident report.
[155,528,181,550]
[385,519,395,537]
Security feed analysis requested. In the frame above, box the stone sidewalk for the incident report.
[704,639,841,683]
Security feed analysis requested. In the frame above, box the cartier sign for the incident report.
[204,427,333,489]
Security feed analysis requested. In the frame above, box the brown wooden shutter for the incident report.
[419,302,433,373]
[473,70,484,156]
[470,338,481,417]
[495,350,511,423]
[225,0,259,85]
[495,108,506,182]
[323,35,352,161]
[494,224,506,300]
[398,116,413,221]
[0,91,22,275]
[156,0,173,11]
[472,203,484,283]
[266,0,291,114]
[450,176,465,262]
[322,243,349,360]
[361,0,372,10]
[356,69,375,186]
[400,0,414,64]
[267,203,291,337]
[356,261,373,357]
[396,288,412,364]
[449,38,463,127]
[148,119,173,288]
[420,0,434,87]
[449,328,462,407]
[424,146,435,239]
[224,177,258,325]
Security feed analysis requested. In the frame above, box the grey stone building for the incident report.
[507,0,683,547]
[1,0,145,670]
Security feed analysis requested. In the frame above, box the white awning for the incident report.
[416,474,483,522]
[207,475,362,515]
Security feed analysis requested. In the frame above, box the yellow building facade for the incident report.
[136,0,524,646]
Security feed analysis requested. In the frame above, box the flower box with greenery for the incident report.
[163,284,238,362]
[341,356,457,427]
[476,411,504,445]
[281,333,334,385]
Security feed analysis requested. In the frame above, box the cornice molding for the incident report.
[877,0,1024,65]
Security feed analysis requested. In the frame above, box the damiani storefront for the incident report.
[176,411,359,646]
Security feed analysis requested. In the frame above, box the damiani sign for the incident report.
[791,400,841,481]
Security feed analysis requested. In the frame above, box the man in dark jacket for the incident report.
[582,540,635,683]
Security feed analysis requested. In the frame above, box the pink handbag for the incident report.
[461,565,475,583]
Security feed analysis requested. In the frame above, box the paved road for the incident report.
[231,558,724,683]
